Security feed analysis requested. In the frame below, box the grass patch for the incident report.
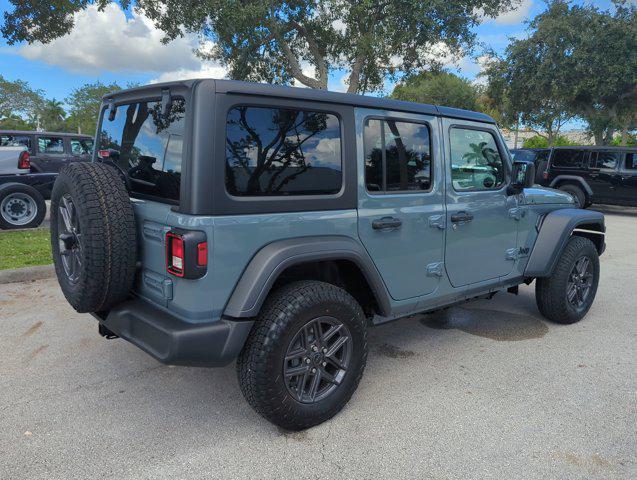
[0,228,52,270]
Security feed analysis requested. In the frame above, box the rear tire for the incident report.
[51,163,137,313]
[536,236,599,324]
[558,184,586,209]
[0,184,46,230]
[237,280,368,431]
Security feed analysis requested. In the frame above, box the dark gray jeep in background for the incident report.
[50,80,605,430]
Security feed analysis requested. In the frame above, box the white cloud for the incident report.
[18,3,226,79]
[151,64,228,84]
[491,0,533,26]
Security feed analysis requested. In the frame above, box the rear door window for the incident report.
[38,136,65,154]
[70,138,94,155]
[625,153,637,170]
[225,106,342,196]
[552,149,586,169]
[590,151,620,169]
[363,119,432,192]
[98,98,186,204]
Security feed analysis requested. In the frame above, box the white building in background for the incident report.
[500,129,595,149]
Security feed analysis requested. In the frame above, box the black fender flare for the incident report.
[223,236,392,318]
[549,175,593,197]
[524,208,605,277]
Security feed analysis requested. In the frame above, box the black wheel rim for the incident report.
[567,256,593,310]
[58,194,83,284]
[283,316,352,404]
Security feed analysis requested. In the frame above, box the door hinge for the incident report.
[505,248,518,260]
[426,262,444,277]
[428,214,446,230]
[508,207,526,221]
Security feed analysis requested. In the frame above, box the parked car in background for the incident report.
[511,146,637,208]
[0,145,52,229]
[0,130,94,173]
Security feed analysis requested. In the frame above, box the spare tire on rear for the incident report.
[51,162,137,313]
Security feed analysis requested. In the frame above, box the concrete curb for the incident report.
[0,264,55,285]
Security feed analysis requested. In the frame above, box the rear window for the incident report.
[225,106,342,196]
[1,134,31,150]
[551,149,587,169]
[98,98,185,203]
[590,151,620,169]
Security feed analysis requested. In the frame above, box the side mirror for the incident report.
[507,160,535,195]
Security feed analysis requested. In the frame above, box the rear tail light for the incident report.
[542,171,549,180]
[166,233,185,277]
[165,229,207,279]
[98,149,111,159]
[18,151,30,170]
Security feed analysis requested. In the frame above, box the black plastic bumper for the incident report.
[91,299,254,367]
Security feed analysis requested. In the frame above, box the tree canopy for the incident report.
[66,81,122,135]
[2,0,516,93]
[390,71,478,111]
[482,0,636,146]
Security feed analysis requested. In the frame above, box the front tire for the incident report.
[237,280,368,431]
[536,236,599,324]
[558,184,586,209]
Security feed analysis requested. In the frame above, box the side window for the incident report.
[552,149,586,168]
[592,151,620,169]
[70,139,93,155]
[625,153,637,170]
[38,136,65,154]
[1,135,31,150]
[225,106,342,196]
[449,128,505,191]
[363,118,432,193]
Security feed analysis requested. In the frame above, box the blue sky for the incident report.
[0,0,619,111]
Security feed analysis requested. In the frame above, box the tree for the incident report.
[486,1,636,146]
[0,74,44,125]
[522,135,576,149]
[481,39,572,147]
[38,99,67,132]
[391,71,478,110]
[2,0,516,93]
[66,81,121,135]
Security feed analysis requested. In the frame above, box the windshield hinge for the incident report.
[107,98,117,121]
[161,88,172,116]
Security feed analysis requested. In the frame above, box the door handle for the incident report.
[372,216,402,230]
[450,211,474,223]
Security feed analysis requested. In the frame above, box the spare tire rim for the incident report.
[283,316,352,404]
[1,192,37,226]
[567,256,593,310]
[58,194,83,284]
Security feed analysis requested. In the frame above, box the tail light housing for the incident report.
[166,229,207,279]
[18,151,30,170]
[97,149,111,159]
[542,170,549,180]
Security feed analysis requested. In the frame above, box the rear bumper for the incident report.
[91,298,254,367]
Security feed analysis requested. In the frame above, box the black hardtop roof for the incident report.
[104,78,496,124]
[515,146,636,152]
[0,129,92,138]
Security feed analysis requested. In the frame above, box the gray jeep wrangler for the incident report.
[51,80,605,430]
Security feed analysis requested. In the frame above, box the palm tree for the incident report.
[38,98,67,131]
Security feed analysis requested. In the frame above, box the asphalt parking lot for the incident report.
[1,207,635,480]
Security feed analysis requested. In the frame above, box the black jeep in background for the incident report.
[0,130,94,174]
[512,146,637,208]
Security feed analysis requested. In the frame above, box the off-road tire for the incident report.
[558,184,586,209]
[536,236,599,324]
[0,183,46,229]
[237,280,368,431]
[51,163,137,313]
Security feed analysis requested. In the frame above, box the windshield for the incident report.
[98,98,186,204]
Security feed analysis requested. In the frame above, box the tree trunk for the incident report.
[593,129,605,146]
[620,127,629,146]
